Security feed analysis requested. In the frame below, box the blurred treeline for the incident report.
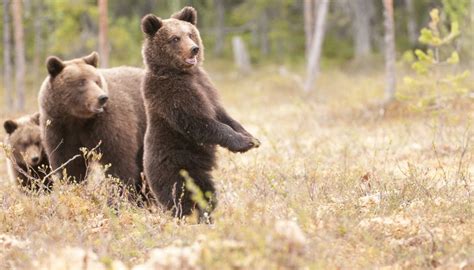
[1,0,472,69]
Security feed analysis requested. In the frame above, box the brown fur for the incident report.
[38,52,146,197]
[141,7,260,218]
[3,113,52,192]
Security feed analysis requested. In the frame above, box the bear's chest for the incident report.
[63,119,101,149]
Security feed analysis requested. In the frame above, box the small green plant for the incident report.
[180,169,214,214]
[400,8,470,110]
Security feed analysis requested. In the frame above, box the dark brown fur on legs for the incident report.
[38,52,147,202]
[141,7,260,219]
[4,113,52,193]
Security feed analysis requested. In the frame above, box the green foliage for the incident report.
[322,34,354,64]
[108,16,143,66]
[228,0,305,64]
[180,169,213,213]
[45,0,99,57]
[0,0,472,78]
[400,7,471,110]
[441,0,469,26]
[418,9,460,47]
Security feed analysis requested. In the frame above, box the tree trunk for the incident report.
[11,0,25,111]
[351,0,373,59]
[213,0,225,56]
[405,0,417,46]
[471,0,474,71]
[232,36,252,74]
[304,0,315,58]
[3,0,13,111]
[33,0,44,83]
[304,0,329,92]
[383,0,396,102]
[98,0,109,68]
[259,9,270,56]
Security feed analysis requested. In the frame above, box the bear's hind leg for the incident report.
[148,165,216,220]
[181,167,217,222]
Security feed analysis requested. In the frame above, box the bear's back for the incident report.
[100,66,146,139]
[100,67,145,106]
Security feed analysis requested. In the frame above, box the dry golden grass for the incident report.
[0,66,473,269]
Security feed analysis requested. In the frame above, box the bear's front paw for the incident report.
[241,132,261,149]
[227,135,257,153]
[251,137,261,148]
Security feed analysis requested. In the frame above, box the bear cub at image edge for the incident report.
[141,6,260,219]
[3,113,52,192]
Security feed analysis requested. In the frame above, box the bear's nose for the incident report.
[98,95,109,105]
[191,46,200,56]
[31,156,39,164]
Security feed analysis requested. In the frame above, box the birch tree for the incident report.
[232,36,252,74]
[258,9,270,56]
[33,0,44,82]
[405,0,418,45]
[383,0,396,102]
[214,0,225,56]
[303,0,317,58]
[11,0,25,111]
[98,0,109,68]
[304,0,329,92]
[351,0,374,59]
[3,0,13,111]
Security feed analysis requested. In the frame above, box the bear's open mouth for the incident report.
[185,56,197,66]
[90,105,105,114]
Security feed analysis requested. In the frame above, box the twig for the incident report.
[456,127,470,176]
[42,154,81,181]
[49,138,64,156]
[82,141,103,180]
[431,141,448,185]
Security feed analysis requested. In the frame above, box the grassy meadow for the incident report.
[0,63,473,269]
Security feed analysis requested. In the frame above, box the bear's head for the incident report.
[43,52,109,119]
[4,113,45,167]
[141,6,204,71]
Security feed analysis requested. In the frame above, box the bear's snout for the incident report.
[98,95,109,106]
[191,46,200,56]
[31,156,40,165]
[24,145,42,166]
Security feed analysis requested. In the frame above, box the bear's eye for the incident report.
[188,33,193,39]
[78,79,87,87]
[95,79,101,87]
[171,36,180,43]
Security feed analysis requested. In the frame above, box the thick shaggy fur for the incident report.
[141,7,260,218]
[4,113,52,192]
[38,52,146,195]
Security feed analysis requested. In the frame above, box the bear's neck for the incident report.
[148,65,199,78]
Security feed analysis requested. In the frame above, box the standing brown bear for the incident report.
[4,113,52,192]
[38,52,146,198]
[141,7,260,219]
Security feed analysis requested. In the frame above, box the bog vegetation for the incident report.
[1,0,473,269]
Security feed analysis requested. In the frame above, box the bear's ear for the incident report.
[141,14,163,36]
[83,51,99,67]
[172,6,197,25]
[46,56,65,77]
[31,113,40,125]
[4,120,18,134]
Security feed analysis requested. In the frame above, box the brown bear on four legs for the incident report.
[3,113,52,192]
[141,7,260,219]
[38,52,146,198]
